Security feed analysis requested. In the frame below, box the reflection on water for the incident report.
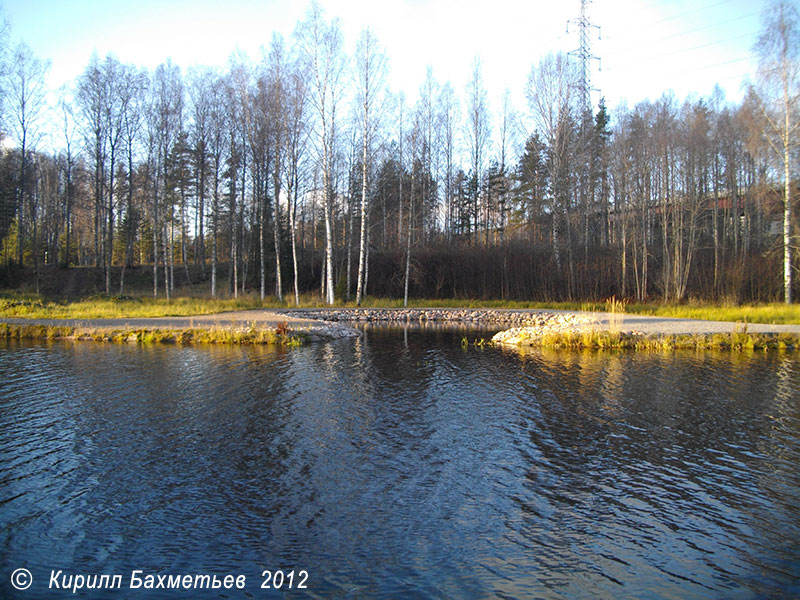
[1,332,799,599]
[349,320,505,333]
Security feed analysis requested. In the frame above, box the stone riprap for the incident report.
[276,308,596,328]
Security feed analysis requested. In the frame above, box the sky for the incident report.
[1,0,771,137]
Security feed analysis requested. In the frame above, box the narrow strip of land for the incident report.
[539,309,800,335]
[5,307,798,336]
[272,307,800,335]
[0,310,359,340]
[1,310,318,330]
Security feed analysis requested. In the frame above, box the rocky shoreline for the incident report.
[0,308,594,347]
[5,307,798,350]
[275,308,597,330]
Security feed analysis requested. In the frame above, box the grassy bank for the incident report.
[603,302,800,325]
[3,311,798,353]
[487,330,800,352]
[0,322,305,346]
[2,292,800,325]
[0,293,270,319]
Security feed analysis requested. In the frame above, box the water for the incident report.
[1,330,799,599]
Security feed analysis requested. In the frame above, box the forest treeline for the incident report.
[0,1,798,303]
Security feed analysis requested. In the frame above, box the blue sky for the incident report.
[2,0,768,118]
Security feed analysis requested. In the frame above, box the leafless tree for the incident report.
[750,0,800,303]
[267,34,288,302]
[465,57,490,244]
[149,60,184,300]
[8,42,49,268]
[205,71,228,298]
[295,1,346,304]
[354,27,387,305]
[187,67,214,279]
[526,52,579,292]
[56,85,77,268]
[118,64,147,295]
[438,82,459,238]
[283,58,308,305]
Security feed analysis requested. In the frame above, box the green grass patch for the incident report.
[494,329,800,352]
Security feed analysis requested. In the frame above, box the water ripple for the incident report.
[1,335,799,598]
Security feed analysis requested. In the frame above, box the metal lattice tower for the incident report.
[568,0,601,116]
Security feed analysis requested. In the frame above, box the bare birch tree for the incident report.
[465,57,490,244]
[187,67,214,279]
[295,1,345,305]
[354,27,387,305]
[527,52,579,292]
[118,65,147,295]
[267,34,288,302]
[149,60,184,300]
[283,59,308,305]
[438,83,459,238]
[206,72,228,298]
[750,0,800,303]
[56,86,77,268]
[9,42,49,269]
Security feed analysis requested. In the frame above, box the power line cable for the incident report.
[672,54,753,74]
[597,55,754,104]
[600,9,760,59]
[601,55,752,85]
[604,33,755,72]
[626,0,737,31]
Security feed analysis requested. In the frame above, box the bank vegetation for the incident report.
[0,2,798,307]
[0,321,304,346]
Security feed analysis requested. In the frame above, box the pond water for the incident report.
[1,330,799,599]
